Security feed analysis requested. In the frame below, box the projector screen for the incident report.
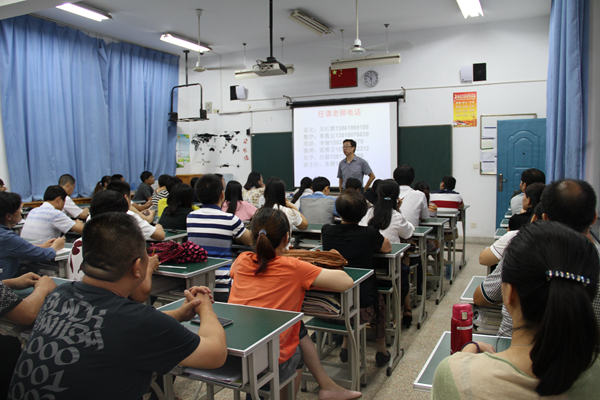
[293,102,398,187]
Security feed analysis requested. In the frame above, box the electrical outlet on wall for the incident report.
[206,102,213,114]
[471,223,477,229]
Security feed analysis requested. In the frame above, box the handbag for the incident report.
[147,241,208,264]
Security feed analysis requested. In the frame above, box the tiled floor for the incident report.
[168,240,491,400]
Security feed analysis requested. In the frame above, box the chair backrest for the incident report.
[300,197,335,224]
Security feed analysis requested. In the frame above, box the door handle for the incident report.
[498,173,507,191]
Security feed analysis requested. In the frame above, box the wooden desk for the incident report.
[460,276,485,303]
[159,301,302,400]
[154,257,231,293]
[410,227,433,327]
[413,331,511,392]
[303,267,374,390]
[494,228,507,240]
[148,230,188,244]
[421,218,450,304]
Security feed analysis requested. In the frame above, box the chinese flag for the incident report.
[330,68,357,89]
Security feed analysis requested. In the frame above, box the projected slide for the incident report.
[293,102,397,187]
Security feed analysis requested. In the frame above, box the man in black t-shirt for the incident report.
[321,190,392,368]
[9,213,227,400]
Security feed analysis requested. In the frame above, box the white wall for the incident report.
[175,16,550,238]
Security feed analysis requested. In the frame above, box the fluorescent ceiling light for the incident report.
[288,9,333,36]
[331,53,401,69]
[456,0,484,19]
[56,3,112,21]
[160,33,212,53]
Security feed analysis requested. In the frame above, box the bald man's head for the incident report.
[541,179,597,233]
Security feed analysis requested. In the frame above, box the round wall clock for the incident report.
[364,70,379,87]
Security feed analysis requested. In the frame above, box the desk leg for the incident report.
[386,255,403,376]
[344,287,360,391]
[434,226,446,303]
[447,217,457,282]
[58,260,67,278]
[163,374,175,400]
[249,338,280,400]
[460,210,467,268]
[417,236,428,329]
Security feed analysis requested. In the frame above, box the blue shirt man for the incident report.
[299,177,339,223]
[337,139,375,190]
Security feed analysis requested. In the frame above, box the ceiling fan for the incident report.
[235,0,294,80]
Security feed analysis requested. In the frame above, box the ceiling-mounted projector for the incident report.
[252,59,288,76]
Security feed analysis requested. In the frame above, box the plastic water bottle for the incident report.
[451,303,473,354]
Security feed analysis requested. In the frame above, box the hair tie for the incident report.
[259,229,267,236]
[546,270,590,286]
[384,197,392,201]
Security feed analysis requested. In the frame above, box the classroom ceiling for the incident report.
[2,0,551,57]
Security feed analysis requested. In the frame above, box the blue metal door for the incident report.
[496,119,546,227]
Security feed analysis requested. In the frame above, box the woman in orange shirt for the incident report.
[229,208,361,400]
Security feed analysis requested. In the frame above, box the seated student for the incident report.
[321,190,392,367]
[187,174,253,302]
[59,174,89,220]
[242,171,265,208]
[9,212,228,399]
[21,185,84,241]
[474,179,600,337]
[229,208,361,400]
[363,179,381,205]
[0,192,65,279]
[132,170,155,203]
[1,273,56,398]
[111,174,125,181]
[393,165,429,227]
[221,180,257,222]
[299,176,339,224]
[262,177,308,235]
[432,222,600,399]
[157,177,184,217]
[290,177,313,204]
[67,190,159,303]
[430,175,464,212]
[92,175,111,196]
[151,174,171,207]
[106,180,165,241]
[359,179,415,327]
[414,180,437,218]
[0,178,6,192]
[510,168,545,214]
[158,183,196,231]
[508,182,545,231]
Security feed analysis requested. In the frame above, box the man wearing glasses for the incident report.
[338,139,376,191]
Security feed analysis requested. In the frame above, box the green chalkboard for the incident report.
[398,125,452,189]
[251,132,294,189]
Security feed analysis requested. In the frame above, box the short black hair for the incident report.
[190,176,200,189]
[81,212,146,282]
[196,174,223,205]
[336,190,368,223]
[106,180,131,198]
[345,178,362,191]
[111,174,124,181]
[343,139,357,149]
[441,176,456,191]
[58,174,75,187]
[521,168,546,186]
[393,165,415,186]
[0,191,21,224]
[524,182,545,210]
[43,185,67,202]
[541,179,597,233]
[166,176,183,192]
[90,190,129,218]
[312,177,330,193]
[140,171,153,182]
[157,174,171,188]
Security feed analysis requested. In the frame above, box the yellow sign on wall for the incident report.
[453,92,477,127]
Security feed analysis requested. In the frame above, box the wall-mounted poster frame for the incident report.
[479,113,537,175]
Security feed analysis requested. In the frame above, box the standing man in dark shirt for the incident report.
[338,139,376,191]
[9,212,227,400]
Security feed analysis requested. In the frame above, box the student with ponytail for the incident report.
[229,208,361,400]
[359,179,414,327]
[433,221,600,399]
[290,177,313,204]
